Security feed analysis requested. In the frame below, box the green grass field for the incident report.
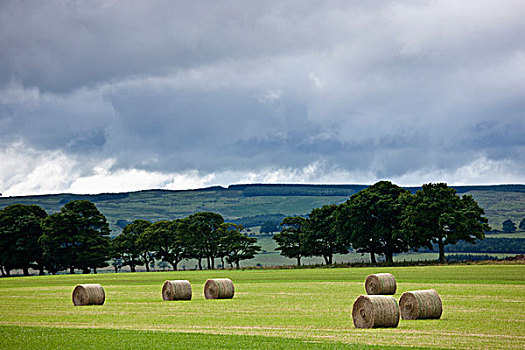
[0,265,523,349]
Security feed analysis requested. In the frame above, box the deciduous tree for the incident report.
[141,220,187,271]
[402,183,490,263]
[0,204,47,276]
[306,204,347,265]
[334,181,410,264]
[179,212,224,269]
[40,200,110,274]
[273,216,309,266]
[113,219,149,272]
[219,223,261,268]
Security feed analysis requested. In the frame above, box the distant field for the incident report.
[487,232,525,239]
[0,265,523,349]
[467,190,525,229]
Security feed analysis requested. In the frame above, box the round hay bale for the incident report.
[162,280,192,301]
[72,284,105,306]
[365,273,397,295]
[352,295,400,328]
[399,289,443,320]
[204,278,235,299]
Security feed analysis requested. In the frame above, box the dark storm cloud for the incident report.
[0,0,524,194]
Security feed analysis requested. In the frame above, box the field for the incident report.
[1,265,524,349]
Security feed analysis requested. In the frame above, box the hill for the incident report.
[0,184,524,234]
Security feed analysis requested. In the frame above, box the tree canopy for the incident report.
[306,204,347,265]
[334,181,410,264]
[273,216,309,266]
[220,223,261,268]
[0,204,47,276]
[40,200,110,274]
[402,183,490,263]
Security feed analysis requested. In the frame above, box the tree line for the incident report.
[273,182,491,265]
[0,181,492,276]
[0,201,260,277]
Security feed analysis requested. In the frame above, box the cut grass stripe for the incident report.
[0,325,441,350]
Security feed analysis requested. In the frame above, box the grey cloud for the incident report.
[0,0,524,188]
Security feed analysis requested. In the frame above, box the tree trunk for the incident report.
[82,267,90,274]
[198,259,202,270]
[172,261,178,271]
[438,238,446,263]
[141,254,150,272]
[370,253,376,264]
[23,266,30,276]
[385,252,394,265]
[221,257,225,269]
[38,266,45,275]
[235,260,240,269]
[297,256,301,266]
[69,266,75,274]
[206,256,211,269]
[130,264,136,273]
[93,268,97,274]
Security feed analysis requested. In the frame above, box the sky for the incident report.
[1,0,524,196]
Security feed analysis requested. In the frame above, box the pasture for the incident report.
[0,265,523,349]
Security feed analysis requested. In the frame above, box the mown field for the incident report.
[0,265,523,349]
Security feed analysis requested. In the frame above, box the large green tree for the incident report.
[306,204,347,265]
[140,220,187,271]
[0,204,47,276]
[273,216,309,266]
[40,200,111,274]
[334,181,410,264]
[402,183,490,263]
[113,219,151,272]
[124,219,154,272]
[219,223,261,268]
[179,212,224,269]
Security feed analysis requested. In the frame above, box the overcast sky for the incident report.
[1,0,524,196]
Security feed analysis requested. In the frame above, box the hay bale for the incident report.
[399,289,443,320]
[204,278,235,299]
[352,295,400,328]
[72,284,105,306]
[162,280,192,301]
[365,273,397,295]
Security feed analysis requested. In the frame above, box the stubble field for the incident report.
[0,265,523,349]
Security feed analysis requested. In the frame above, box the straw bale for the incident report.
[162,280,192,301]
[365,273,397,295]
[352,295,399,328]
[72,284,105,306]
[399,289,443,320]
[204,278,235,299]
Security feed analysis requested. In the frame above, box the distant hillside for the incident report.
[0,184,523,234]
